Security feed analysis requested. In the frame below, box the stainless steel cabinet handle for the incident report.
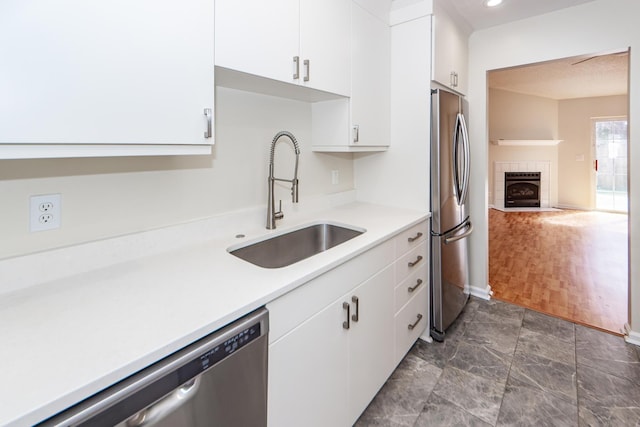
[351,296,359,322]
[293,56,300,80]
[342,302,350,330]
[408,279,423,293]
[125,377,201,427]
[352,125,359,143]
[303,59,310,82]
[408,314,423,330]
[408,232,423,242]
[203,108,212,139]
[408,255,423,268]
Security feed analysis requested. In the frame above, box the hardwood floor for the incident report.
[488,208,628,334]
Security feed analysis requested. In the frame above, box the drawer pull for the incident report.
[203,108,212,139]
[408,255,423,268]
[293,56,300,80]
[342,302,350,330]
[408,314,423,330]
[351,295,360,322]
[408,232,423,242]
[303,59,310,82]
[408,278,423,293]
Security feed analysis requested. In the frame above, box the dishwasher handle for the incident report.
[123,377,201,427]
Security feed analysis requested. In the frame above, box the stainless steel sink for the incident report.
[229,222,365,268]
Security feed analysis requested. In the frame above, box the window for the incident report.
[594,119,628,212]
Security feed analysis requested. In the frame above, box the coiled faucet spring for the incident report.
[267,131,301,229]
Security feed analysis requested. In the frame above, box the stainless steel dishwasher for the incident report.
[39,308,268,427]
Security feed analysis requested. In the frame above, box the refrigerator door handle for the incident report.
[459,113,471,205]
[444,220,473,245]
[453,113,471,206]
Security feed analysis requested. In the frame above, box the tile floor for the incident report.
[356,298,640,426]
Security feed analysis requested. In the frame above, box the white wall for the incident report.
[467,0,640,336]
[354,15,431,211]
[0,87,354,259]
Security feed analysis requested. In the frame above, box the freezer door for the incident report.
[431,89,470,234]
[431,219,472,339]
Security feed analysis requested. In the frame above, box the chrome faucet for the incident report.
[267,131,301,229]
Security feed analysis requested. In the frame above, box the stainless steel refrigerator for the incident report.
[430,87,473,342]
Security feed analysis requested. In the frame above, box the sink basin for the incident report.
[229,222,365,268]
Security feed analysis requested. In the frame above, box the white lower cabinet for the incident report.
[268,295,350,427]
[268,265,394,427]
[393,221,430,364]
[267,219,430,426]
[347,266,395,423]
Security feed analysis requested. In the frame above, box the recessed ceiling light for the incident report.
[485,0,503,7]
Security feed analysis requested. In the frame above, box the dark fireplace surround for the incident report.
[504,172,541,208]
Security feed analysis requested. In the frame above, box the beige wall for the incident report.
[0,87,355,259]
[488,88,559,141]
[558,95,628,209]
[488,89,559,206]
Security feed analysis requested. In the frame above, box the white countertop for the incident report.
[0,198,428,427]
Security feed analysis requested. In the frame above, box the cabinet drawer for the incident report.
[395,220,428,258]
[395,242,428,284]
[394,263,428,313]
[394,283,428,364]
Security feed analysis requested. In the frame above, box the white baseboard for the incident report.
[419,332,433,343]
[554,204,590,211]
[624,323,640,347]
[468,284,492,300]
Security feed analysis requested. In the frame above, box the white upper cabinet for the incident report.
[431,0,469,95]
[312,1,390,152]
[0,0,215,159]
[350,2,390,149]
[215,0,351,97]
[215,0,300,85]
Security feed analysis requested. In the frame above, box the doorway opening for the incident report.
[487,50,630,334]
[593,118,628,212]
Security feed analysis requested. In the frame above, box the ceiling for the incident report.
[448,0,598,31]
[443,0,628,100]
[488,51,629,100]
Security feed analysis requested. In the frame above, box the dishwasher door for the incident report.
[39,308,268,427]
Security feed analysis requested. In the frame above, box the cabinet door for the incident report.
[348,265,395,424]
[215,0,299,85]
[431,4,468,94]
[0,0,214,146]
[350,2,390,148]
[268,298,350,427]
[299,0,351,96]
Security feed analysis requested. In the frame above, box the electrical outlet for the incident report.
[39,202,54,212]
[30,194,61,232]
[39,214,54,224]
[331,170,340,185]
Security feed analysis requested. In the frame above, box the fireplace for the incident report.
[505,172,541,208]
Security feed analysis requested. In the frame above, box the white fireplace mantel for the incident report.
[491,139,563,146]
